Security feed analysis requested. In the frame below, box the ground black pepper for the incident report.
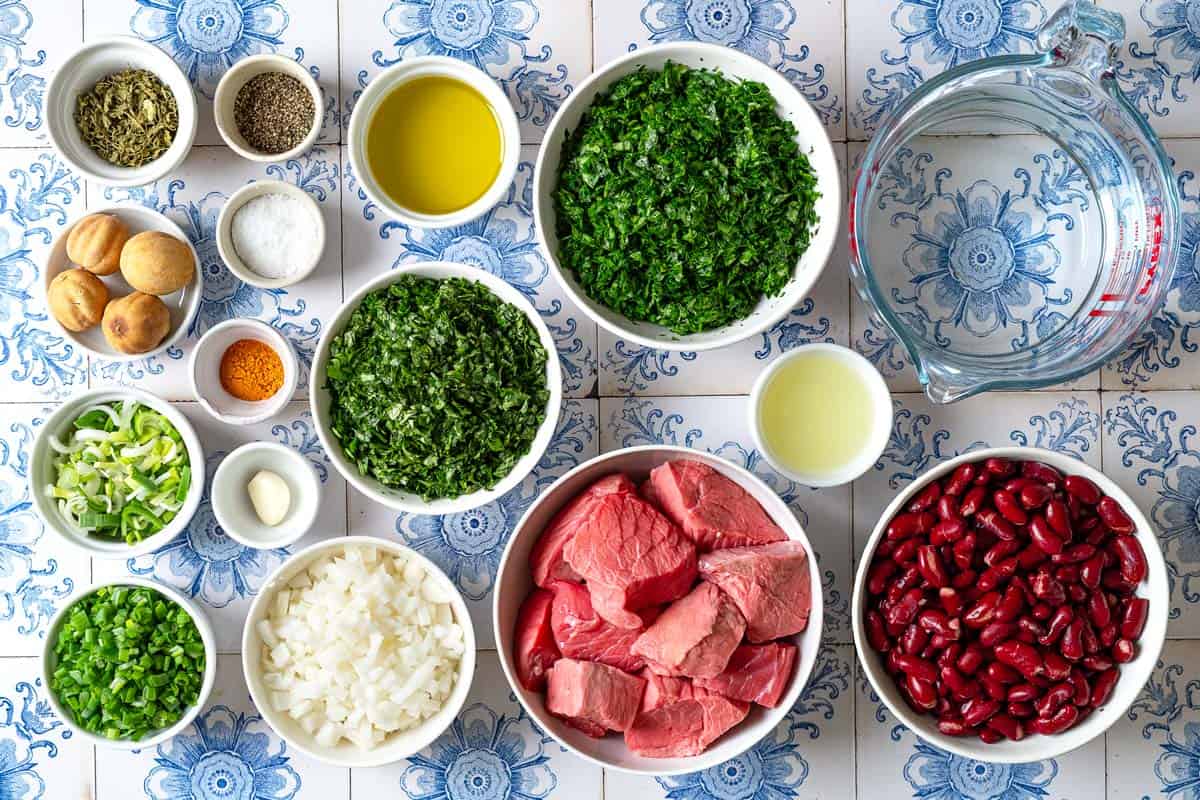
[233,72,316,155]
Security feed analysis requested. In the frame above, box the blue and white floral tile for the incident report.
[852,391,1102,564]
[845,138,1102,394]
[85,0,341,145]
[604,643,854,800]
[846,0,1060,140]
[87,145,340,399]
[91,401,347,654]
[1108,0,1200,137]
[0,405,90,658]
[596,142,850,397]
[591,0,847,141]
[348,399,599,650]
[0,660,93,800]
[1102,391,1200,638]
[599,396,853,645]
[93,653,346,800]
[340,144,598,398]
[854,659,1104,799]
[338,0,590,145]
[1103,139,1200,392]
[1107,640,1200,799]
[0,149,87,403]
[0,0,79,147]
[350,651,601,798]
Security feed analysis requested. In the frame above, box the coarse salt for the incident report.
[231,192,319,280]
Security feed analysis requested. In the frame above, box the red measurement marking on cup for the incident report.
[1087,205,1164,317]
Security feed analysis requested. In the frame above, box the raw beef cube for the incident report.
[649,460,787,551]
[564,492,697,629]
[699,540,812,642]
[631,582,745,678]
[695,642,797,708]
[546,658,645,734]
[639,669,700,713]
[514,588,561,691]
[625,695,749,758]
[549,580,655,673]
[530,474,636,587]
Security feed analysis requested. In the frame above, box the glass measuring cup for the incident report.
[849,0,1179,403]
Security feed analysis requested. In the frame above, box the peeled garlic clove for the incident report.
[248,469,291,526]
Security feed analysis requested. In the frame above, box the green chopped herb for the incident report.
[324,275,550,501]
[74,68,178,168]
[49,586,205,741]
[553,61,821,335]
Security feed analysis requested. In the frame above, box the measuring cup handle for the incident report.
[1037,0,1126,78]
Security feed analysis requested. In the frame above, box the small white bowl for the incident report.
[242,536,477,768]
[213,54,322,163]
[29,388,205,559]
[216,180,325,289]
[189,318,298,425]
[493,445,824,776]
[310,262,562,515]
[347,56,520,229]
[852,446,1169,763]
[44,204,203,363]
[748,343,892,487]
[211,442,319,549]
[41,576,217,749]
[534,42,841,353]
[46,36,198,187]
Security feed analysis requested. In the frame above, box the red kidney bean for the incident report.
[1022,461,1063,488]
[892,538,920,565]
[952,534,977,571]
[964,592,1001,628]
[906,675,938,710]
[1066,492,1083,520]
[1102,568,1137,594]
[939,587,964,617]
[1065,475,1103,506]
[1029,704,1079,735]
[985,661,1021,685]
[1038,605,1073,647]
[1043,651,1072,682]
[1099,623,1118,649]
[957,645,986,676]
[979,622,1016,648]
[931,518,967,545]
[1086,525,1112,548]
[984,457,1016,477]
[929,633,954,652]
[1121,597,1149,640]
[887,511,933,541]
[1031,602,1053,621]
[1111,535,1148,584]
[1055,565,1081,586]
[1112,638,1136,663]
[1081,619,1101,655]
[938,717,972,736]
[977,508,1018,541]
[908,482,942,513]
[1045,498,1072,538]
[1005,477,1037,494]
[994,640,1043,678]
[1061,619,1085,661]
[886,588,924,627]
[1098,496,1135,534]
[1090,667,1119,707]
[945,464,977,496]
[1028,515,1062,556]
[977,727,1004,744]
[1067,584,1089,604]
[1019,483,1052,510]
[1069,668,1092,707]
[987,713,1024,741]
[959,485,987,517]
[1018,544,1049,570]
[1017,616,1046,641]
[952,569,978,590]
[894,653,939,683]
[1082,655,1113,672]
[1007,683,1039,703]
[1088,592,1111,628]
[916,545,950,588]
[1030,571,1066,606]
[1080,553,1105,590]
[936,493,963,521]
[1034,682,1074,719]
[984,539,1022,568]
[1008,700,1035,718]
[868,561,897,595]
[900,624,929,655]
[866,610,891,652]
[980,675,1008,701]
[962,696,1003,728]
[994,489,1029,525]
[940,665,977,700]
[1052,543,1097,565]
[995,585,1025,623]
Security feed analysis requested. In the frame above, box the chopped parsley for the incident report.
[325,275,550,501]
[553,61,821,335]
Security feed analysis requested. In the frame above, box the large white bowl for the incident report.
[40,576,217,750]
[533,42,841,352]
[852,446,1169,763]
[242,536,477,768]
[310,262,562,514]
[493,445,825,776]
[46,36,198,187]
[43,204,203,363]
[29,387,205,559]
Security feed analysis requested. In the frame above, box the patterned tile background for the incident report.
[1,0,1199,798]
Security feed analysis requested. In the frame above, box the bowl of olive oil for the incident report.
[748,343,892,487]
[348,57,520,228]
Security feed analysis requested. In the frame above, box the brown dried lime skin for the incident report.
[234,72,316,154]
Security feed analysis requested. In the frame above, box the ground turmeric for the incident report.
[219,338,284,401]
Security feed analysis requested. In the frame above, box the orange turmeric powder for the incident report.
[219,338,283,401]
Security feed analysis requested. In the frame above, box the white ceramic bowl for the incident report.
[493,445,825,776]
[46,36,198,187]
[242,536,477,767]
[213,54,322,163]
[852,446,1169,763]
[216,180,326,289]
[29,388,205,559]
[211,442,320,550]
[44,204,203,362]
[190,319,298,426]
[40,576,217,749]
[748,343,892,487]
[347,56,520,228]
[533,42,841,353]
[310,262,562,514]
